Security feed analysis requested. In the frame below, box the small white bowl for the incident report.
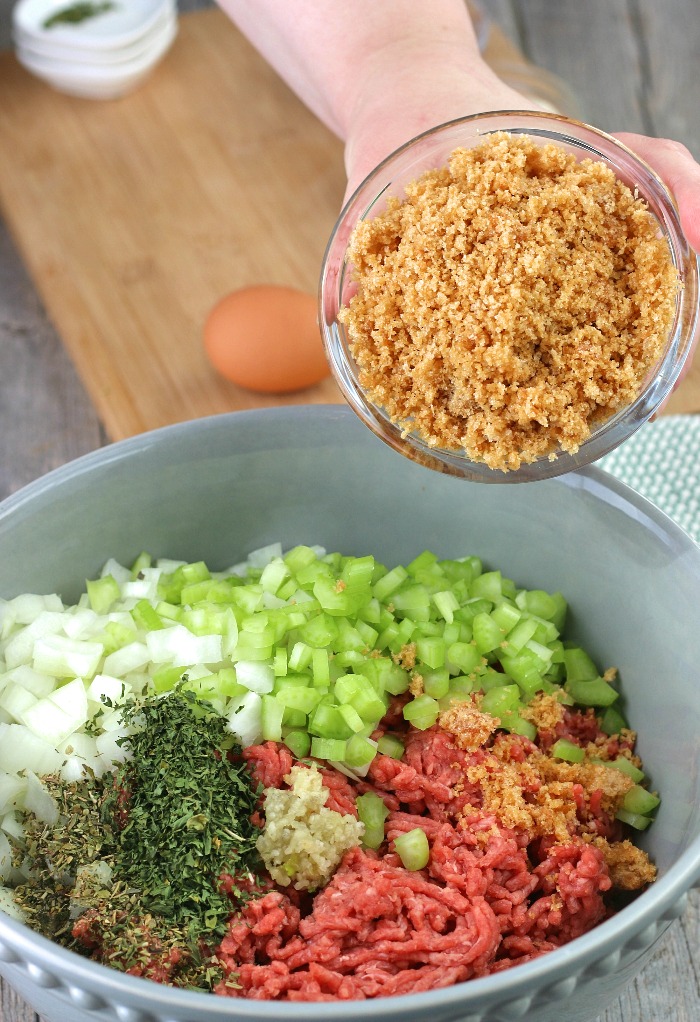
[12,4,174,65]
[13,0,174,51]
[15,12,177,99]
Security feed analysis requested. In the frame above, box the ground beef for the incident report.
[213,711,652,1001]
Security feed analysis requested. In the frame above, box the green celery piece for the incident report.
[345,734,377,768]
[260,558,291,596]
[422,669,450,699]
[288,641,313,672]
[283,729,311,758]
[357,791,389,849]
[86,574,120,614]
[373,565,409,601]
[551,738,585,763]
[311,648,330,687]
[447,675,475,698]
[273,648,288,677]
[600,706,629,735]
[298,612,339,648]
[282,707,307,728]
[490,601,522,635]
[341,555,376,588]
[456,598,493,623]
[283,544,319,574]
[152,664,188,693]
[499,712,537,740]
[622,785,660,815]
[394,827,430,870]
[377,734,405,759]
[447,641,482,675]
[472,612,505,655]
[479,667,510,691]
[470,570,503,602]
[502,617,539,654]
[261,694,284,742]
[131,599,164,632]
[415,635,446,669]
[130,551,152,576]
[432,589,460,624]
[275,685,322,715]
[406,550,439,576]
[615,808,653,830]
[563,646,599,683]
[403,694,439,730]
[565,676,619,707]
[310,736,347,761]
[481,684,521,718]
[515,588,558,620]
[339,703,366,733]
[498,653,544,700]
[390,586,431,622]
[309,703,353,740]
[589,756,644,782]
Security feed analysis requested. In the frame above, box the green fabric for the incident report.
[599,415,700,544]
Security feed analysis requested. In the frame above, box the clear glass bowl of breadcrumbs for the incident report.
[319,111,699,482]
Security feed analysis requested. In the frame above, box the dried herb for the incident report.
[103,689,262,940]
[12,690,263,989]
[43,2,117,28]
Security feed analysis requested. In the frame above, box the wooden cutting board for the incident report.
[0,8,697,441]
[0,9,347,440]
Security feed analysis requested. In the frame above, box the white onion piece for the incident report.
[227,691,262,747]
[235,661,274,694]
[145,625,222,666]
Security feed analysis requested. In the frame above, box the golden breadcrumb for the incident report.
[340,133,679,470]
[519,691,565,732]
[439,699,500,751]
[393,642,417,670]
[591,836,657,889]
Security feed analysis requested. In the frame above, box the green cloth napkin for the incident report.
[599,414,700,544]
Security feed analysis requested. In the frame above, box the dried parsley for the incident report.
[12,690,263,990]
[43,2,117,28]
[103,689,263,941]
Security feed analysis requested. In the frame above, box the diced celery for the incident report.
[403,694,439,730]
[406,550,438,576]
[311,648,330,687]
[131,599,164,632]
[422,669,450,699]
[499,653,544,699]
[621,785,660,816]
[600,706,628,735]
[86,575,120,615]
[372,565,409,602]
[377,734,404,759]
[310,736,347,761]
[501,617,539,654]
[515,589,558,620]
[394,827,429,870]
[275,686,322,715]
[447,641,482,674]
[472,612,504,655]
[299,612,339,648]
[390,586,431,622]
[615,808,653,830]
[339,703,366,733]
[470,571,503,602]
[565,677,618,707]
[498,712,537,740]
[261,694,285,742]
[490,601,521,634]
[481,684,521,718]
[309,703,353,740]
[356,791,389,849]
[551,738,585,763]
[283,729,311,758]
[599,756,645,783]
[432,590,460,624]
[415,636,445,670]
[283,545,319,574]
[345,734,377,768]
[563,647,599,683]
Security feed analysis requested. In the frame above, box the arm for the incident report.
[217,0,700,250]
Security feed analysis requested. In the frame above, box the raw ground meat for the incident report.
[217,713,627,1001]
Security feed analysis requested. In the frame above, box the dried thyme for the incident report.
[11,690,263,990]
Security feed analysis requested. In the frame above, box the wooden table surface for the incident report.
[0,1,698,1020]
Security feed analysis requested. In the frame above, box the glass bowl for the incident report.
[319,111,699,482]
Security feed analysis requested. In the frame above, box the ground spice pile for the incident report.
[340,132,680,470]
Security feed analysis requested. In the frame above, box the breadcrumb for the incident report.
[340,133,679,470]
[439,699,500,751]
[591,836,657,889]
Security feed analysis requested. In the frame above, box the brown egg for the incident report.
[203,285,330,394]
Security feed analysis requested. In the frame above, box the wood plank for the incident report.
[0,9,347,442]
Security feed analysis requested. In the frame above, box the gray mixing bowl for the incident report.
[1,405,699,1022]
